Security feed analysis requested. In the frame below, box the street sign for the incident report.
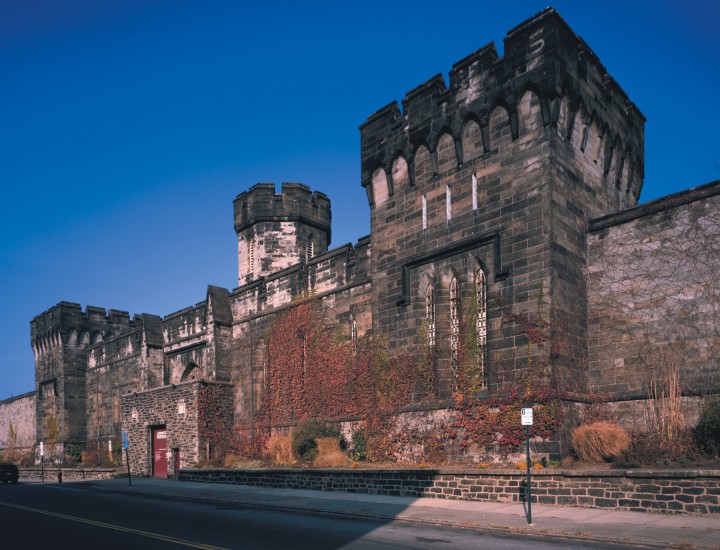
[122,431,129,450]
[40,441,44,456]
[521,407,533,426]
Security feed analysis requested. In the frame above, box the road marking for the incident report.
[0,501,229,549]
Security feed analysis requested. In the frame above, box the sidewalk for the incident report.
[72,477,720,549]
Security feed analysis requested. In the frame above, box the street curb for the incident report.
[98,485,671,549]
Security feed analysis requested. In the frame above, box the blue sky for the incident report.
[1,0,719,400]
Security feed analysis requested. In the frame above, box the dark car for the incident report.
[0,463,19,484]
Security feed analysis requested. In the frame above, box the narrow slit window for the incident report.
[472,173,478,210]
[475,268,488,389]
[351,317,358,356]
[426,283,435,349]
[248,239,255,275]
[446,185,452,221]
[422,195,427,230]
[307,236,315,261]
[450,277,460,379]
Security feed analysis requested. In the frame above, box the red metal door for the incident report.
[152,428,167,478]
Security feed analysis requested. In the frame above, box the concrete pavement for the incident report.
[41,476,720,549]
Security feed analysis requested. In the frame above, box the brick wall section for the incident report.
[179,468,720,515]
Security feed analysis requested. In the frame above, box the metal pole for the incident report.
[125,448,132,487]
[526,424,532,525]
[41,455,44,484]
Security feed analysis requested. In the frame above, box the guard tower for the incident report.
[233,183,332,285]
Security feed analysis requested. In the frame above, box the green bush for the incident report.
[694,397,720,456]
[291,420,341,462]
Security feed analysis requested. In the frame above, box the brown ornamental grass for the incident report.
[314,437,348,467]
[572,421,630,463]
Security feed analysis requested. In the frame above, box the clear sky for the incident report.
[1,0,719,400]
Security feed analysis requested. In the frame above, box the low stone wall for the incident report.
[20,468,118,481]
[178,468,720,515]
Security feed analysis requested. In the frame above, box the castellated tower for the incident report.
[30,303,138,450]
[360,8,644,397]
[233,182,332,286]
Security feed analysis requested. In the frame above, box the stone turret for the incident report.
[30,302,137,448]
[233,182,332,285]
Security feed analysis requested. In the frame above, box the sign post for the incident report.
[521,407,533,525]
[122,431,132,487]
[40,441,44,483]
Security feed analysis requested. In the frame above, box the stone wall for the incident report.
[20,467,116,481]
[230,236,372,426]
[587,181,720,400]
[179,467,720,515]
[0,392,36,457]
[86,316,164,447]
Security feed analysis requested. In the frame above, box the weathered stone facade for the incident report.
[588,183,720,399]
[122,381,233,476]
[0,391,36,456]
[11,8,719,471]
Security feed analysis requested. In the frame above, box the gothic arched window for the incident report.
[475,267,488,388]
[425,283,436,349]
[450,277,460,378]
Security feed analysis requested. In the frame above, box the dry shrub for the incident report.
[223,453,244,468]
[264,434,294,465]
[314,437,348,467]
[572,421,630,463]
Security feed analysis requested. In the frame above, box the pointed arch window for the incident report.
[475,267,488,388]
[181,363,201,382]
[425,283,436,349]
[450,277,460,378]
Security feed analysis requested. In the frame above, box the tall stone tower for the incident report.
[233,183,332,286]
[30,303,137,450]
[360,8,644,396]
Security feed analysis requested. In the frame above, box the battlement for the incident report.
[233,182,334,285]
[30,302,150,356]
[233,182,331,237]
[360,7,645,201]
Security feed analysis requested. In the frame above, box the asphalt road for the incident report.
[0,482,639,549]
